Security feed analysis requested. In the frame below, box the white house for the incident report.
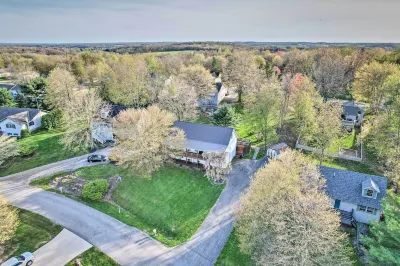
[91,105,127,144]
[199,77,228,107]
[342,101,365,130]
[0,107,46,137]
[320,166,387,225]
[172,121,237,167]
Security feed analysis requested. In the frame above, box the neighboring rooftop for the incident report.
[0,83,20,91]
[174,121,234,151]
[0,107,40,123]
[320,166,387,209]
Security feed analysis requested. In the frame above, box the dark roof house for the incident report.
[0,107,40,124]
[174,121,235,151]
[320,166,387,210]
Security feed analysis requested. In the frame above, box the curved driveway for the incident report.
[0,150,266,266]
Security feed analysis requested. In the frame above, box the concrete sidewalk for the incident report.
[33,229,92,266]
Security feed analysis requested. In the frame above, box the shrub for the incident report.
[21,129,31,138]
[42,109,64,130]
[82,179,108,201]
[19,141,39,156]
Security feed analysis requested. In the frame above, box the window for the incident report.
[357,205,366,212]
[29,121,34,126]
[366,207,377,215]
[6,123,16,129]
[13,133,18,136]
[366,189,374,197]
[357,205,377,215]
[7,133,12,136]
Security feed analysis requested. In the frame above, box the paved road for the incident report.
[33,229,92,266]
[0,152,266,266]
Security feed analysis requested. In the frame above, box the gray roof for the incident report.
[0,107,40,124]
[320,166,387,210]
[174,121,234,151]
[0,84,20,91]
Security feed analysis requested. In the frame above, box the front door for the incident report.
[334,199,341,209]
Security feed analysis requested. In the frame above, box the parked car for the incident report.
[87,154,108,163]
[1,252,34,266]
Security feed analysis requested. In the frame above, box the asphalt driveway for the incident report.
[0,151,266,265]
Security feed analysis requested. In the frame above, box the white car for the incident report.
[1,252,34,266]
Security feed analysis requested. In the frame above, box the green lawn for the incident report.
[1,209,63,262]
[216,228,255,266]
[217,227,363,266]
[34,164,224,247]
[302,152,378,175]
[66,247,118,266]
[0,130,87,177]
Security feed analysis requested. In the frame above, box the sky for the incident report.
[1,0,400,43]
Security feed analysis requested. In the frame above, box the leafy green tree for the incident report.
[237,150,352,265]
[312,102,342,165]
[71,58,85,79]
[212,104,239,127]
[245,77,282,151]
[41,109,65,130]
[362,191,400,266]
[0,88,14,106]
[354,61,398,114]
[19,77,48,109]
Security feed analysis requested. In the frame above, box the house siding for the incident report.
[330,198,380,224]
[28,112,45,132]
[0,118,23,136]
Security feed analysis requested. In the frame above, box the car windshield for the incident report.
[16,255,25,261]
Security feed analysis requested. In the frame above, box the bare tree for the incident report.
[47,66,77,109]
[313,49,347,97]
[178,64,214,99]
[111,105,186,176]
[62,90,109,149]
[203,150,232,184]
[0,135,20,166]
[236,150,352,266]
[158,77,198,121]
[0,195,19,245]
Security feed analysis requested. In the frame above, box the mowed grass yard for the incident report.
[49,164,224,246]
[66,247,118,266]
[0,130,87,177]
[1,209,62,262]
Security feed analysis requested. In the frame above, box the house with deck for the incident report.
[0,107,46,137]
[342,101,365,130]
[320,166,387,225]
[172,121,237,167]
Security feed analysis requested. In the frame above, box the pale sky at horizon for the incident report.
[1,0,399,43]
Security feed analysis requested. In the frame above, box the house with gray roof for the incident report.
[172,121,237,167]
[320,166,387,225]
[342,101,365,130]
[0,83,20,99]
[0,107,46,137]
[198,77,228,108]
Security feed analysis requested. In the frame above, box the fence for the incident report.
[295,142,362,162]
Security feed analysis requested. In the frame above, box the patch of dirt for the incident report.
[47,174,123,204]
[48,174,88,196]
